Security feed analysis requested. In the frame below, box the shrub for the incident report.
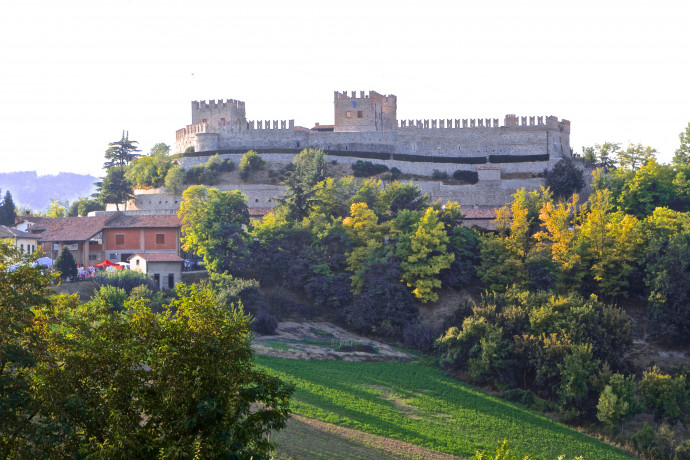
[638,366,689,422]
[93,270,156,293]
[253,312,278,335]
[676,440,690,460]
[352,160,389,177]
[402,322,440,353]
[452,170,479,184]
[94,285,128,311]
[390,167,402,179]
[431,169,449,180]
[184,146,195,153]
[544,157,585,199]
[239,150,265,180]
[184,164,206,184]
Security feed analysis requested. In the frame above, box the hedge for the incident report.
[489,153,549,163]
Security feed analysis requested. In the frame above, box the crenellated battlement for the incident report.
[244,120,295,131]
[334,90,397,103]
[175,122,209,140]
[192,99,245,111]
[398,115,569,130]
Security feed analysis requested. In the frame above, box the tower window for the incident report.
[357,111,363,118]
[352,102,356,108]
[346,111,351,118]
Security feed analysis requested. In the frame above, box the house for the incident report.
[14,213,182,266]
[16,215,115,266]
[0,225,40,254]
[129,253,183,290]
[102,214,182,263]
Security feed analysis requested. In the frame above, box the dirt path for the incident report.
[272,414,465,460]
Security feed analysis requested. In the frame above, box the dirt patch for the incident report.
[367,385,422,419]
[417,288,474,329]
[253,322,413,362]
[53,280,98,302]
[273,414,465,460]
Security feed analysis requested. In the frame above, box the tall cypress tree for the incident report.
[55,246,78,281]
[0,190,17,226]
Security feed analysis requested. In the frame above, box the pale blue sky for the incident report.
[1,0,688,176]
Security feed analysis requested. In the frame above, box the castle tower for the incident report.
[333,90,397,132]
[191,99,246,130]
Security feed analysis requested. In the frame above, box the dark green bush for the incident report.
[352,160,389,177]
[452,170,479,184]
[431,169,449,180]
[93,270,156,293]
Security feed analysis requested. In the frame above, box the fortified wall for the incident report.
[175,90,571,177]
[167,90,572,213]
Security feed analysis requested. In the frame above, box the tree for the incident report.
[616,159,676,218]
[45,198,68,218]
[164,165,185,195]
[103,131,141,169]
[67,197,104,217]
[26,284,293,458]
[0,241,55,456]
[544,157,585,199]
[673,122,690,167]
[54,246,78,280]
[178,186,250,275]
[616,143,657,171]
[98,165,134,210]
[396,207,454,302]
[125,143,173,189]
[281,148,327,220]
[0,190,17,226]
[582,142,620,169]
[238,150,266,181]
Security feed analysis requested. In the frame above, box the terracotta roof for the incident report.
[132,253,183,262]
[462,209,498,219]
[0,225,39,239]
[33,216,114,243]
[104,214,181,229]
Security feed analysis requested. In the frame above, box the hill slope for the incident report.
[0,171,97,212]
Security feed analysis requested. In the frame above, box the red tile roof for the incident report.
[105,214,181,229]
[0,225,39,239]
[31,216,114,243]
[132,253,184,262]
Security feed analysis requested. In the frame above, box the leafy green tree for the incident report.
[281,148,327,220]
[238,150,266,181]
[164,164,186,195]
[54,246,78,280]
[582,142,620,169]
[67,197,104,217]
[616,159,676,218]
[28,284,293,458]
[178,186,250,275]
[98,165,134,210]
[396,207,454,302]
[597,385,629,429]
[0,190,17,226]
[616,143,657,171]
[544,157,585,199]
[638,366,689,422]
[375,181,429,218]
[0,241,55,456]
[125,143,173,189]
[45,198,68,218]
[342,202,386,293]
[673,122,690,166]
[103,130,141,169]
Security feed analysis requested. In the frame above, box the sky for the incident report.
[0,0,688,177]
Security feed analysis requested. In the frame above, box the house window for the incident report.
[168,273,175,289]
[153,273,160,289]
[20,244,24,252]
[156,233,165,244]
[89,254,98,261]
[115,234,124,245]
[346,111,351,118]
[135,259,140,266]
[357,111,363,118]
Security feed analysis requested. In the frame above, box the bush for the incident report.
[352,160,389,177]
[402,322,440,353]
[184,164,206,184]
[431,169,449,180]
[94,285,127,311]
[93,270,157,293]
[253,312,278,335]
[452,170,479,184]
[544,157,585,199]
[639,366,689,422]
[390,167,402,179]
[676,440,690,460]
[239,150,265,180]
[183,146,195,153]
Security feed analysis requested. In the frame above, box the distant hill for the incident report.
[0,171,98,212]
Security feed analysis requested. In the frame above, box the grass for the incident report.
[257,357,633,460]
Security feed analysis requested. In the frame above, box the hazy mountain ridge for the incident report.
[0,171,98,212]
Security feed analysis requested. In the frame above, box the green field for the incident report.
[257,357,633,460]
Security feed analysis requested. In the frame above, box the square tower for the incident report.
[333,91,397,132]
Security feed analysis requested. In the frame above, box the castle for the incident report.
[113,91,574,220]
[174,90,571,179]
